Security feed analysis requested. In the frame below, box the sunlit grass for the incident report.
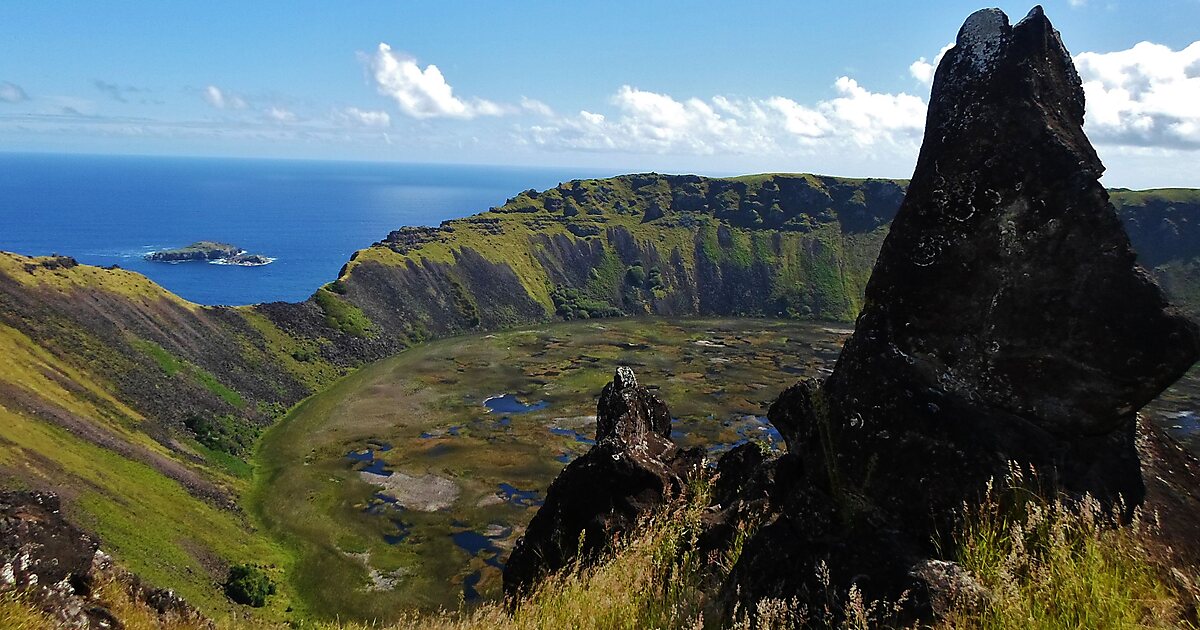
[945,474,1192,630]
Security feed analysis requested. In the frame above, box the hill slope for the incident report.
[0,173,1196,621]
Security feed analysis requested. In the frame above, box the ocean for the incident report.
[0,153,606,306]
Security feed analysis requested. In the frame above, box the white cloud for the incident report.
[203,85,246,110]
[1067,0,1087,7]
[0,81,28,103]
[909,43,954,85]
[266,106,297,123]
[340,107,391,128]
[1076,41,1200,149]
[367,43,504,119]
[520,97,554,117]
[522,79,926,156]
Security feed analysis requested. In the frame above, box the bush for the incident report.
[625,264,646,287]
[185,414,258,456]
[224,564,275,608]
[550,285,623,320]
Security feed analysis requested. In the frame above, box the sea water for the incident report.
[0,153,605,305]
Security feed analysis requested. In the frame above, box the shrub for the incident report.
[625,264,646,287]
[223,564,275,608]
[185,414,257,456]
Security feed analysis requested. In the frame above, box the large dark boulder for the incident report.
[503,367,703,599]
[819,3,1199,532]
[725,5,1200,619]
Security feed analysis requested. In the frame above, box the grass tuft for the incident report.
[947,476,1189,629]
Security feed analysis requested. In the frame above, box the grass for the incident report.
[5,466,1199,630]
[314,287,378,338]
[247,318,841,622]
[0,251,198,309]
[0,592,56,630]
[341,173,903,324]
[946,476,1192,629]
[0,405,296,622]
[133,338,246,407]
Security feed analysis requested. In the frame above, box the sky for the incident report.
[1,1,1199,188]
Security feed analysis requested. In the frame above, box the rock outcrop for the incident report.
[723,5,1200,617]
[503,367,703,598]
[0,491,202,629]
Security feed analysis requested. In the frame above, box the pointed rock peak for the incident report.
[926,5,1089,139]
[1016,4,1046,26]
[595,367,672,443]
[828,3,1200,441]
[955,8,1009,72]
[613,366,637,391]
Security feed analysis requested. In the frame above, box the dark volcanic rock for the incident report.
[1,491,98,597]
[820,4,1199,527]
[724,5,1200,620]
[503,367,703,599]
[0,491,205,629]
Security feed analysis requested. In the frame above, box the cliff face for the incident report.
[288,175,1200,355]
[324,173,907,342]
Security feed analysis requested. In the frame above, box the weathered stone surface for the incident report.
[502,368,703,599]
[0,491,206,629]
[723,5,1200,620]
[818,4,1199,527]
[1,491,98,597]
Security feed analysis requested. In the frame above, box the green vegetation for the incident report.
[1,174,1199,630]
[340,173,907,326]
[134,339,246,408]
[224,564,277,607]
[1109,188,1200,207]
[550,285,624,319]
[185,413,258,456]
[314,287,377,338]
[951,484,1186,629]
[249,318,841,622]
[0,591,56,630]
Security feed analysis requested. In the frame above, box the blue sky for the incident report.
[1,1,1198,187]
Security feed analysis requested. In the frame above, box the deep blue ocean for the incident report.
[0,153,606,305]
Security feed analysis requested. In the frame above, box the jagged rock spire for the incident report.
[503,368,701,599]
[727,5,1200,619]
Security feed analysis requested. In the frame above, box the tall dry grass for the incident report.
[943,472,1193,629]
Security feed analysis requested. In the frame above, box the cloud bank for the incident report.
[522,79,927,157]
[1076,41,1200,149]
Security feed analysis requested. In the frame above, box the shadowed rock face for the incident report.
[816,4,1200,526]
[725,5,1200,619]
[503,368,703,599]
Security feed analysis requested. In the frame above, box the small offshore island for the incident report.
[145,241,274,266]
